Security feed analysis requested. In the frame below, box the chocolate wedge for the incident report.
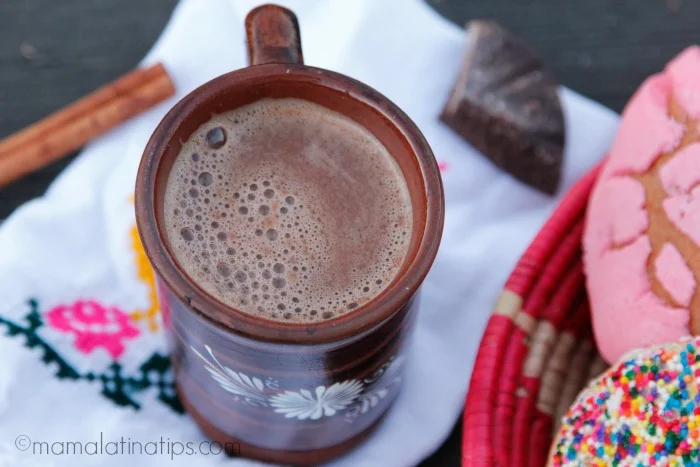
[441,21,565,195]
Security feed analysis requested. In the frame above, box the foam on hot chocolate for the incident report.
[164,98,412,323]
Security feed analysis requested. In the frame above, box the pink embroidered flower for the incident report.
[46,300,140,359]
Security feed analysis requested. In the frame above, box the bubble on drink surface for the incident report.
[285,196,295,205]
[226,247,236,255]
[249,184,258,191]
[211,221,219,229]
[192,153,200,162]
[247,193,256,201]
[273,263,285,274]
[217,262,232,277]
[280,207,288,214]
[235,271,247,283]
[259,205,270,215]
[180,228,194,241]
[238,206,248,215]
[255,229,263,237]
[272,277,286,289]
[266,229,278,241]
[206,127,227,148]
[262,269,272,280]
[264,189,275,199]
[189,188,199,198]
[198,172,213,186]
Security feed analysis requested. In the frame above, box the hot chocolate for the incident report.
[164,98,412,323]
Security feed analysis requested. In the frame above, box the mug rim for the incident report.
[135,63,444,345]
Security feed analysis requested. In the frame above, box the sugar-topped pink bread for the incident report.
[583,46,700,363]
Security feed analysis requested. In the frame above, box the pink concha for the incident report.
[584,175,648,253]
[655,243,696,307]
[586,237,689,363]
[659,142,700,195]
[601,74,683,178]
[667,45,700,119]
[583,46,700,363]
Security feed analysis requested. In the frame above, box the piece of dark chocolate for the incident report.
[440,21,565,195]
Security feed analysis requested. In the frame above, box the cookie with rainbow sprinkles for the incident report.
[548,337,700,466]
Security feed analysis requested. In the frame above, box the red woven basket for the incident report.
[461,165,610,466]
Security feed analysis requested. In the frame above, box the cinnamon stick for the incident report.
[0,63,175,187]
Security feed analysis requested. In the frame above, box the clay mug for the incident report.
[135,4,444,464]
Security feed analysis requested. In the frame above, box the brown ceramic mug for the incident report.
[135,4,443,465]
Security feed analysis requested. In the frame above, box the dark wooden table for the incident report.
[1,1,698,465]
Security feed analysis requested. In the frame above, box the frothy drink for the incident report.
[164,98,412,323]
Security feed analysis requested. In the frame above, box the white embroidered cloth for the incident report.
[0,0,619,465]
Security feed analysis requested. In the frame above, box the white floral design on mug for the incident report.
[190,345,272,407]
[269,381,364,420]
[190,344,405,420]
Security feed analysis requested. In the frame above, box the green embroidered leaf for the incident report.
[158,392,185,414]
[101,362,140,410]
[25,299,43,331]
[140,352,171,375]
[139,352,184,414]
[0,301,79,380]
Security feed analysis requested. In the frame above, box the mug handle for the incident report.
[245,4,304,66]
